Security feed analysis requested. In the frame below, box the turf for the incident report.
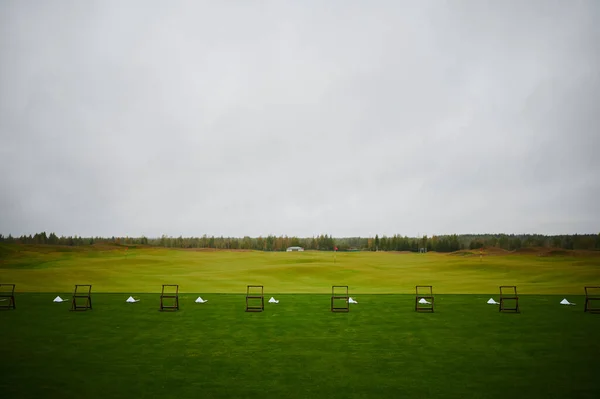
[1,293,599,399]
[2,244,600,398]
[1,244,599,294]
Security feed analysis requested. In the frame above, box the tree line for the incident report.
[0,232,336,251]
[0,232,599,252]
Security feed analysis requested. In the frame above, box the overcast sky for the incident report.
[1,1,599,238]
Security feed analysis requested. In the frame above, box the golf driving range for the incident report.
[1,244,599,398]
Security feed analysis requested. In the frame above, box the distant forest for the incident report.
[1,232,599,252]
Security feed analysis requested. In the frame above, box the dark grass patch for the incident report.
[1,294,599,399]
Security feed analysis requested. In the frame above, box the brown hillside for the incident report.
[448,247,509,257]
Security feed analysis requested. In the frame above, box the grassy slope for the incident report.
[1,243,599,294]
[1,294,599,399]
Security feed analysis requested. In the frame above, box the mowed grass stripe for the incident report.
[1,294,599,399]
[1,244,599,294]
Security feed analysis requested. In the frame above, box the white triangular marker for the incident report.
[418,298,431,304]
[487,298,499,304]
[126,296,139,303]
[560,298,575,305]
[195,297,207,303]
[268,297,279,303]
[53,296,66,302]
[348,297,358,304]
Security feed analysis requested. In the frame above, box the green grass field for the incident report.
[1,244,600,398]
[2,244,599,294]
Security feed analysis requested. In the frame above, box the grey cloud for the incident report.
[1,0,599,237]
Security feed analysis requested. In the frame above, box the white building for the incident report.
[286,246,304,252]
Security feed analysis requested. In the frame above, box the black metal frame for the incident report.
[331,285,349,312]
[70,285,92,311]
[499,286,519,313]
[0,284,16,310]
[415,285,434,312]
[160,284,179,311]
[246,285,264,312]
[584,286,600,313]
